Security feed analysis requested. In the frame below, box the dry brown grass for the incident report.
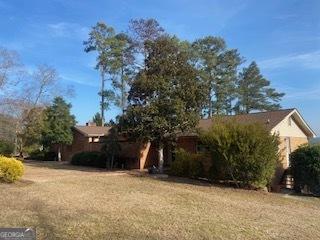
[1,161,320,240]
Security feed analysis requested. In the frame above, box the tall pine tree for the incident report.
[235,61,285,113]
[110,33,135,113]
[84,22,117,126]
[192,36,241,117]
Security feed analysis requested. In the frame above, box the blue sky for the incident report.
[0,0,319,134]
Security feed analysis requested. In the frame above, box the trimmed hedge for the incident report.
[170,148,204,178]
[290,145,320,195]
[0,156,24,183]
[71,151,108,168]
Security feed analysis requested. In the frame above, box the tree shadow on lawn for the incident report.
[138,173,320,199]
[127,170,252,191]
[22,160,126,173]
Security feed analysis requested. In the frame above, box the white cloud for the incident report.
[259,51,320,70]
[286,87,320,100]
[47,22,89,39]
[61,74,99,87]
[278,84,320,101]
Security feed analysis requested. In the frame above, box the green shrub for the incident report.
[71,151,108,168]
[0,140,15,156]
[28,149,45,160]
[200,121,279,189]
[0,156,24,183]
[290,145,320,195]
[170,148,204,178]
[27,150,56,161]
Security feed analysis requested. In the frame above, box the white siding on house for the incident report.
[271,115,308,138]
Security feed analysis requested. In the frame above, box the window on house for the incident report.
[89,137,100,143]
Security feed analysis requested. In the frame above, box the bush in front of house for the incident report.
[71,151,108,168]
[0,140,15,156]
[0,155,24,183]
[27,149,57,161]
[200,121,279,189]
[170,148,204,178]
[290,145,320,195]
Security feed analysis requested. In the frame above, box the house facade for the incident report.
[173,109,316,190]
[176,109,315,167]
[54,109,316,191]
[54,122,159,169]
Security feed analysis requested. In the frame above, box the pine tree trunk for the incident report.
[100,69,105,126]
[158,145,164,173]
[121,66,125,114]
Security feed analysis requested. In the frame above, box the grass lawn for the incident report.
[1,161,320,240]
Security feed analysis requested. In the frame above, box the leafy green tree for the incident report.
[84,22,117,126]
[42,97,76,161]
[235,61,285,113]
[200,121,279,189]
[192,36,242,116]
[92,112,102,126]
[122,36,205,172]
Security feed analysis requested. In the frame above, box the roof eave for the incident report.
[271,109,316,138]
[291,109,317,138]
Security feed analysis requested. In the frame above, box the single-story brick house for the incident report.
[176,108,316,190]
[178,108,315,165]
[54,108,316,190]
[53,122,159,169]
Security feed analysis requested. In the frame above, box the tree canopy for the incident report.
[192,36,242,116]
[84,18,285,133]
[122,36,206,170]
[42,97,76,150]
[92,112,103,126]
[235,61,285,113]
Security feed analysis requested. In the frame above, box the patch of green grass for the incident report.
[0,161,320,240]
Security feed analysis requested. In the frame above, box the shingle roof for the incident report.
[73,126,112,137]
[197,109,295,132]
